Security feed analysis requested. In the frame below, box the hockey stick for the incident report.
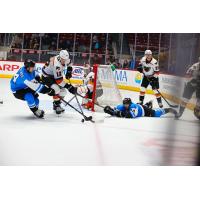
[146,77,178,108]
[59,96,94,123]
[156,89,178,108]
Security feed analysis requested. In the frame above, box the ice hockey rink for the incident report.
[0,78,199,165]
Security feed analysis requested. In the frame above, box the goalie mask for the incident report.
[194,106,200,120]
[86,72,94,80]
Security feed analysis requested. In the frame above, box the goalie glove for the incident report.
[65,66,73,79]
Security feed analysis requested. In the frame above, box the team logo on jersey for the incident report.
[56,66,61,71]
[135,72,142,84]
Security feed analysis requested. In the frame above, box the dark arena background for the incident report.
[0,33,200,165]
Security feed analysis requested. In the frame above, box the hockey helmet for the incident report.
[24,59,35,68]
[144,50,152,55]
[59,50,69,60]
[123,98,132,106]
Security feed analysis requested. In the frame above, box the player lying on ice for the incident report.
[104,98,178,119]
[10,59,57,118]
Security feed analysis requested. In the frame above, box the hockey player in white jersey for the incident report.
[137,50,163,108]
[41,50,77,114]
[176,57,200,119]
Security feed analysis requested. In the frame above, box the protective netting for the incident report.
[92,65,122,111]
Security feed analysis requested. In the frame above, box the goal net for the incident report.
[91,64,122,111]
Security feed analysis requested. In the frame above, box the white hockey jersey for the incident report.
[186,62,200,80]
[42,55,69,87]
[139,56,159,77]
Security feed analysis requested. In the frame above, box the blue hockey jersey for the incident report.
[10,66,44,93]
[115,102,165,118]
[115,102,145,118]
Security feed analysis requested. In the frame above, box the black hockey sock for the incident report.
[177,105,185,117]
[53,100,61,106]
[139,95,144,104]
[156,97,162,104]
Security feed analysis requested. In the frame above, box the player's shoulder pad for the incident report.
[152,58,158,65]
[49,56,56,66]
[192,62,199,69]
[18,66,26,78]
[140,56,146,62]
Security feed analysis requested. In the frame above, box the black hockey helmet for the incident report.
[24,59,35,68]
[123,98,132,106]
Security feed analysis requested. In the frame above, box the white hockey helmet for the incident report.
[86,72,95,80]
[59,50,69,60]
[144,50,152,55]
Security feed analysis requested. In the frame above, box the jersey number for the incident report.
[56,71,62,77]
[13,74,19,83]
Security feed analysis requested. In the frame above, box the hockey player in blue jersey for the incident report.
[104,98,177,118]
[10,59,57,118]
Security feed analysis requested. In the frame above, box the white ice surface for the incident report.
[0,78,199,165]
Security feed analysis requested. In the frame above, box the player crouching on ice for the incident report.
[10,59,57,118]
[79,72,103,110]
[104,98,177,119]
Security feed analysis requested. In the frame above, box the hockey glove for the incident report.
[40,86,56,96]
[137,64,143,73]
[35,75,42,83]
[65,83,77,94]
[65,66,73,79]
[104,106,115,116]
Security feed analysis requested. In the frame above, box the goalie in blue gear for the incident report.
[10,59,56,118]
[104,98,177,118]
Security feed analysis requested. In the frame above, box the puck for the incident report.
[81,119,85,123]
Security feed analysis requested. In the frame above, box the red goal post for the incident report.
[91,64,122,112]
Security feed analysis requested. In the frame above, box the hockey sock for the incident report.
[139,94,145,104]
